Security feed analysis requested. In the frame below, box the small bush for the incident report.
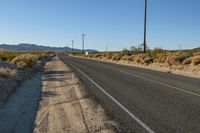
[127,55,135,61]
[175,53,191,63]
[166,52,191,65]
[11,54,37,69]
[130,44,143,54]
[192,56,200,65]
[151,48,166,59]
[182,58,192,65]
[166,54,178,66]
[134,54,149,64]
[0,67,17,77]
[105,53,113,60]
[122,48,131,55]
[111,54,122,61]
[121,54,132,61]
[0,51,18,62]
[144,57,153,64]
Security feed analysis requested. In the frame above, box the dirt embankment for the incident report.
[0,52,55,106]
[0,70,43,133]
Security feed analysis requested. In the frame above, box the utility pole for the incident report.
[71,40,74,53]
[81,34,86,53]
[143,0,147,53]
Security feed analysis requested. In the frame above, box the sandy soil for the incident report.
[34,57,117,133]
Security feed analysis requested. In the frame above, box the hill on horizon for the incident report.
[0,43,97,53]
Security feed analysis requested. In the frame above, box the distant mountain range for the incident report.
[0,43,97,53]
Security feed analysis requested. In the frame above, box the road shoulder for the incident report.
[34,56,118,133]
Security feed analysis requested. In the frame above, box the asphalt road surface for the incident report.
[59,54,200,133]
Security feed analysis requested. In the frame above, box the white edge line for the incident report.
[68,62,155,133]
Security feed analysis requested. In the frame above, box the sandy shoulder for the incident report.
[34,56,118,133]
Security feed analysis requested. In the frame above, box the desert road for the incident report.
[59,54,200,133]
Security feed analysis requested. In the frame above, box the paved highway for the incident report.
[59,54,200,133]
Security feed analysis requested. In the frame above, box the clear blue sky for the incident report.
[0,0,199,51]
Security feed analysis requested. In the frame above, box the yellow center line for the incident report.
[115,69,200,97]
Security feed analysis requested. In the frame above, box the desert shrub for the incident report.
[166,52,191,65]
[130,44,143,54]
[0,52,18,62]
[166,54,178,66]
[122,48,132,55]
[175,53,191,63]
[111,54,122,61]
[121,54,131,61]
[93,54,101,58]
[144,57,153,64]
[105,53,113,60]
[135,56,141,63]
[0,67,17,77]
[11,54,37,69]
[175,51,182,56]
[182,58,192,65]
[134,54,150,64]
[94,54,104,59]
[153,53,167,63]
[126,55,134,61]
[88,54,93,58]
[37,53,48,60]
[193,52,200,56]
[151,48,166,59]
[192,56,200,65]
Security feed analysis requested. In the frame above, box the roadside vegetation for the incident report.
[69,45,200,66]
[0,67,17,77]
[0,49,55,105]
[67,45,200,77]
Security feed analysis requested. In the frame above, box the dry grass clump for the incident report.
[166,54,177,65]
[152,48,165,58]
[121,54,135,61]
[175,51,191,63]
[37,53,48,60]
[121,54,129,61]
[93,54,102,59]
[0,67,17,77]
[166,51,191,66]
[192,56,200,65]
[153,53,167,63]
[111,54,122,61]
[144,56,153,64]
[0,51,18,62]
[11,54,37,69]
[127,55,135,61]
[134,54,152,64]
[193,52,200,56]
[182,58,192,65]
[151,48,167,63]
[104,53,113,60]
